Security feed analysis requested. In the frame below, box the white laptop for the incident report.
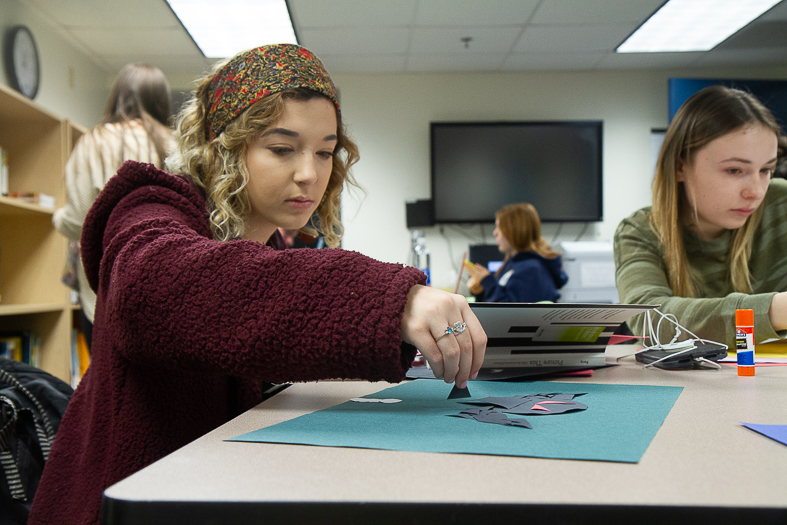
[407,302,656,380]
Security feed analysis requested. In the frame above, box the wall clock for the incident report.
[4,25,40,100]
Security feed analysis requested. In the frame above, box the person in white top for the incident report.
[53,63,174,347]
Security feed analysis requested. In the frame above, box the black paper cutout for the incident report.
[447,384,472,399]
[451,407,533,429]
[449,393,587,429]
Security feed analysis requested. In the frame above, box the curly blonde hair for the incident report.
[167,71,359,247]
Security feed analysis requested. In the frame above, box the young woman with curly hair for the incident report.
[30,44,486,525]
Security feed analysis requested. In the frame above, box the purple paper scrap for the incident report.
[741,423,787,447]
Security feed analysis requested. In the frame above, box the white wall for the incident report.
[0,0,109,128]
[332,66,787,292]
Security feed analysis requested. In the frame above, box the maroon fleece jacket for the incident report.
[29,161,424,524]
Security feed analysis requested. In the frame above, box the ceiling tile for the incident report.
[532,0,666,24]
[406,53,505,71]
[317,54,407,73]
[515,25,635,53]
[759,0,787,21]
[596,51,704,69]
[299,27,411,55]
[718,21,787,50]
[693,48,787,68]
[20,0,787,88]
[410,27,522,54]
[414,0,539,26]
[502,52,607,70]
[70,28,199,56]
[289,0,418,27]
[30,0,180,28]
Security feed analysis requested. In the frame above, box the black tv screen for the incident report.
[430,121,603,223]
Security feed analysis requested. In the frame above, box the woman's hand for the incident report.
[769,292,787,331]
[400,285,487,387]
[464,260,490,281]
[466,276,484,296]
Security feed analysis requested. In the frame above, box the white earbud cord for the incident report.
[616,309,727,370]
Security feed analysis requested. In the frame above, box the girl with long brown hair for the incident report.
[614,85,787,349]
[53,63,173,347]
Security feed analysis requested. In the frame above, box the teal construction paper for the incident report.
[228,381,683,463]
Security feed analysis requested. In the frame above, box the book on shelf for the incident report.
[70,328,90,389]
[0,330,40,367]
[0,336,22,361]
[0,146,8,196]
[5,191,56,209]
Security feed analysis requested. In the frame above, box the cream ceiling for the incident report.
[26,0,787,89]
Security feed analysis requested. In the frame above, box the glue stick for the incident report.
[735,309,755,376]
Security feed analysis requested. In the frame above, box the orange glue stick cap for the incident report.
[735,309,754,326]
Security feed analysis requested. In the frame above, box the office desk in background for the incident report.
[102,347,787,525]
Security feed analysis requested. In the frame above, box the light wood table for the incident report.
[102,347,787,525]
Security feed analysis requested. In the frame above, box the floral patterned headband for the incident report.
[205,44,339,141]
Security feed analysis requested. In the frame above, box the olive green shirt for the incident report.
[614,177,787,351]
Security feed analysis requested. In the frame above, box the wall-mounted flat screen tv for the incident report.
[430,121,603,223]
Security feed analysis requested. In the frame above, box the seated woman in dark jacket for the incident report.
[466,203,568,303]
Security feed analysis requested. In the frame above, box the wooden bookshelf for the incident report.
[0,83,84,381]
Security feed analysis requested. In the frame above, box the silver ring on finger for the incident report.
[435,321,467,342]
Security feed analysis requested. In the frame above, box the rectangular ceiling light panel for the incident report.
[617,0,781,53]
[166,0,297,58]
